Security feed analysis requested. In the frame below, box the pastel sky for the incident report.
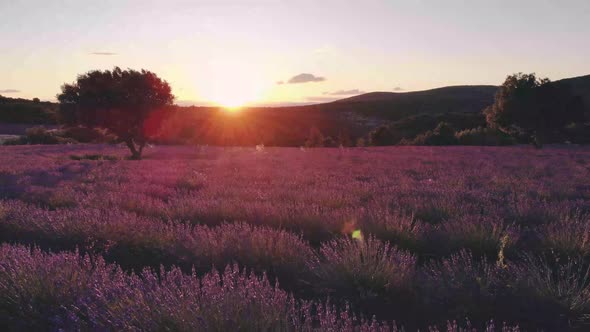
[1,0,589,107]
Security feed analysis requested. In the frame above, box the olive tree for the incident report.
[57,67,173,159]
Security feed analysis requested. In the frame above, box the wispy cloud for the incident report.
[0,89,20,94]
[90,52,117,56]
[282,73,326,84]
[324,89,365,96]
[393,87,404,91]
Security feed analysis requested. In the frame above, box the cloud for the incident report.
[286,73,326,84]
[393,87,404,91]
[324,89,365,96]
[0,89,20,94]
[90,52,117,56]
[276,81,284,85]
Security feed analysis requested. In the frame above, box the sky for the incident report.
[1,0,589,107]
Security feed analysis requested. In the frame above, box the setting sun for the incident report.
[195,58,269,109]
[222,105,242,112]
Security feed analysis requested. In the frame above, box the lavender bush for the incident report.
[0,244,515,331]
[310,236,416,299]
[1,144,589,330]
[509,253,590,329]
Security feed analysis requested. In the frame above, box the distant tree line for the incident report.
[367,73,589,147]
[3,70,590,153]
[0,95,58,124]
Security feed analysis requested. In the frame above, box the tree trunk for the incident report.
[138,140,146,156]
[125,139,142,160]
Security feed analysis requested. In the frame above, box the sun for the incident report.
[222,104,243,113]
[216,95,249,110]
[204,84,257,109]
[194,59,269,110]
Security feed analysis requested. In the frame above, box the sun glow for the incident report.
[195,58,269,109]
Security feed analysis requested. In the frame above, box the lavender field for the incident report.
[1,144,590,331]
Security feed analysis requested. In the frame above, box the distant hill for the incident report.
[318,75,590,121]
[313,85,499,122]
[335,85,498,104]
[556,74,590,94]
[555,74,590,116]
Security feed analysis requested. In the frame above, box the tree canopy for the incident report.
[485,73,585,146]
[57,67,173,159]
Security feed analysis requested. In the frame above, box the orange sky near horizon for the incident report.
[1,0,589,107]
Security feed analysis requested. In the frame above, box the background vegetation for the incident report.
[2,73,589,149]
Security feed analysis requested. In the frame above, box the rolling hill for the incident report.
[319,75,590,122]
[555,74,590,116]
[324,85,499,122]
[2,74,588,145]
[335,85,498,104]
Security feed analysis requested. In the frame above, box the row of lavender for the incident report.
[1,145,590,330]
[1,244,520,331]
[0,201,587,330]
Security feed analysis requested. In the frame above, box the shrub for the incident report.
[356,137,367,147]
[421,251,506,324]
[61,126,117,143]
[4,126,119,146]
[537,212,590,257]
[0,202,314,290]
[510,254,590,328]
[371,113,488,146]
[24,126,65,144]
[1,136,28,145]
[310,236,416,302]
[403,122,458,146]
[187,223,316,288]
[359,209,431,253]
[369,125,398,146]
[305,127,325,147]
[455,127,515,146]
[0,244,320,331]
[438,216,519,259]
[1,243,459,331]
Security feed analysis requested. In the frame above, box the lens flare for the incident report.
[351,229,363,241]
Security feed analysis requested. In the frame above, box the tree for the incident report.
[485,73,585,147]
[57,67,173,159]
[368,125,396,146]
[415,122,458,146]
[305,127,325,147]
